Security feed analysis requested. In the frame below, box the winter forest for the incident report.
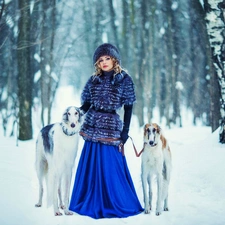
[0,0,225,143]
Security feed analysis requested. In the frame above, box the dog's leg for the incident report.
[35,177,44,207]
[35,159,46,207]
[58,181,64,210]
[147,175,152,211]
[161,179,169,211]
[163,170,170,211]
[164,194,169,211]
[156,174,163,216]
[53,178,63,216]
[63,171,73,215]
[142,170,151,214]
[163,159,171,211]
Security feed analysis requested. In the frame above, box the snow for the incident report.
[175,81,183,90]
[1,87,225,225]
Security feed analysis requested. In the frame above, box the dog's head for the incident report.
[144,123,161,147]
[62,106,84,134]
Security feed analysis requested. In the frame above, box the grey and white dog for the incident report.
[35,106,83,216]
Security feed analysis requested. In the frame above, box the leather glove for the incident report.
[80,101,91,114]
[121,128,129,144]
[120,105,133,145]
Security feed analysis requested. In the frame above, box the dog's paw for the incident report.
[65,210,73,215]
[60,205,65,210]
[155,211,162,216]
[55,211,63,216]
[144,209,151,214]
[35,203,42,207]
[164,207,169,211]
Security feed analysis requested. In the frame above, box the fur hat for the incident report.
[93,43,121,65]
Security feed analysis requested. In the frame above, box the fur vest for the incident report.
[80,70,136,146]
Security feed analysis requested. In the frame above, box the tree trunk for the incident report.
[129,0,144,126]
[163,0,176,128]
[39,0,57,126]
[204,0,225,143]
[17,0,33,140]
[210,68,221,131]
[0,0,5,22]
[121,0,129,69]
[109,0,119,47]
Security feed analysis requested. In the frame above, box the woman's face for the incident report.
[98,55,114,72]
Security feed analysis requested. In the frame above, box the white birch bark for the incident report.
[204,0,225,143]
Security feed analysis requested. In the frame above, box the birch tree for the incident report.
[204,0,225,143]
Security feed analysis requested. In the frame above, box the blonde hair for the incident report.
[93,57,122,76]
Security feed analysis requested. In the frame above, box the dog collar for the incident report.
[61,124,77,136]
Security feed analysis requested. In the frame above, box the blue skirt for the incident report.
[69,141,143,219]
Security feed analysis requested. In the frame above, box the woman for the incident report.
[69,43,143,219]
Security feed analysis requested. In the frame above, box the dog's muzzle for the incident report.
[71,123,75,128]
[149,141,157,147]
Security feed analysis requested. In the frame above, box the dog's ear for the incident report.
[76,107,84,116]
[76,107,84,122]
[144,124,149,136]
[62,107,69,122]
[156,124,161,134]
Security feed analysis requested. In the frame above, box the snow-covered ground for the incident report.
[1,86,225,225]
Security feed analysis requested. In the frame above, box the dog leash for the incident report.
[120,136,146,157]
[128,136,146,157]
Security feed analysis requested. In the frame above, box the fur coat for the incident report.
[80,70,136,146]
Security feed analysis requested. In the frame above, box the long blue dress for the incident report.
[69,141,143,218]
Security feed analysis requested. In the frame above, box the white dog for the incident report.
[35,106,83,216]
[141,123,172,216]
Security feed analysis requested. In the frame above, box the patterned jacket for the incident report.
[80,70,136,146]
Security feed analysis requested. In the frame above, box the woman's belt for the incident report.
[80,131,121,143]
[91,106,116,114]
[80,132,124,155]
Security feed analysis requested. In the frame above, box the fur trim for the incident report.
[91,71,125,85]
[93,43,121,65]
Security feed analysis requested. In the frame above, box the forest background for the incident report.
[0,0,224,143]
